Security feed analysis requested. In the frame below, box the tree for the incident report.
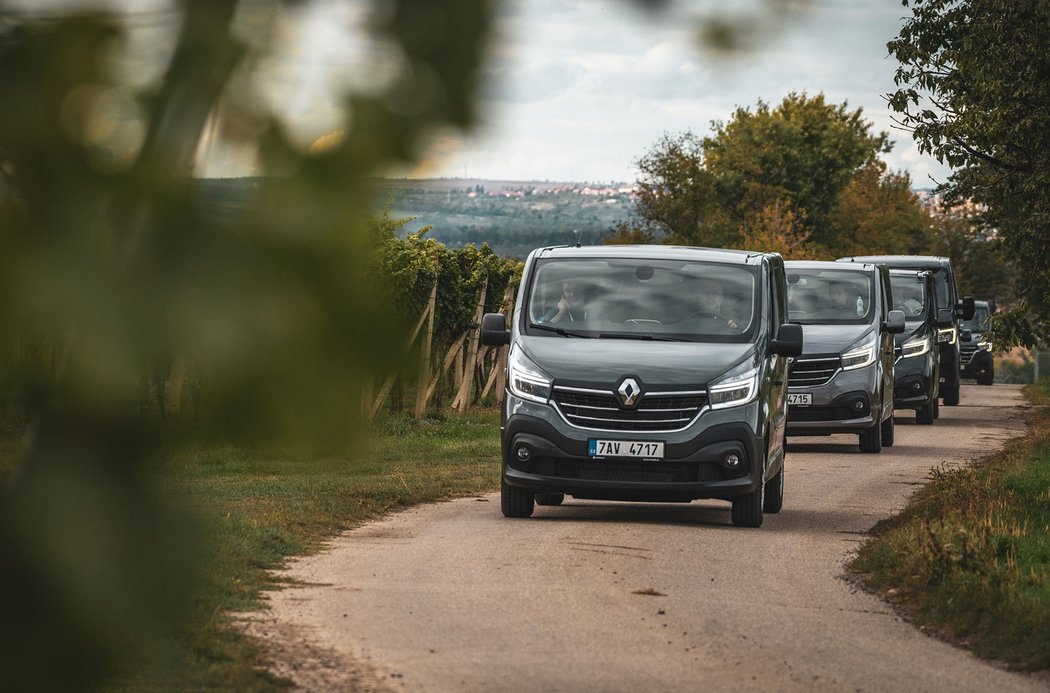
[824,162,933,257]
[703,92,890,249]
[888,0,1050,346]
[627,93,913,258]
[736,200,820,260]
[0,1,493,688]
[630,132,727,246]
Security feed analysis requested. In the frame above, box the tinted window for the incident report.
[786,269,874,325]
[889,273,927,321]
[526,258,759,343]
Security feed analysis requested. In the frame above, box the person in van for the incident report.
[693,277,738,329]
[538,280,585,324]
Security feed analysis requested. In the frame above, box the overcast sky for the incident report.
[442,0,951,186]
[256,0,952,186]
[9,0,952,187]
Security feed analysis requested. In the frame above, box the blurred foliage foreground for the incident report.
[0,0,500,688]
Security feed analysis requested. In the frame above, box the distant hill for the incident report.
[194,177,636,259]
[379,178,635,258]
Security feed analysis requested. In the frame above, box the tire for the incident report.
[763,464,784,514]
[501,476,535,518]
[916,400,935,425]
[535,492,564,506]
[979,368,994,386]
[859,420,882,453]
[881,412,895,447]
[943,385,960,406]
[933,397,940,419]
[731,478,765,527]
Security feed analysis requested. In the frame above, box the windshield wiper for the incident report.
[531,323,592,338]
[597,332,690,342]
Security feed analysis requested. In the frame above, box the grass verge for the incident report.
[174,409,502,690]
[848,383,1050,671]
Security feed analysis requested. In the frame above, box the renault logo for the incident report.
[617,377,641,407]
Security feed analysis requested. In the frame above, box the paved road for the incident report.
[253,384,1048,692]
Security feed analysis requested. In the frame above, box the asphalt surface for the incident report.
[257,384,1048,692]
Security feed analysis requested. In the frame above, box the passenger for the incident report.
[539,280,584,324]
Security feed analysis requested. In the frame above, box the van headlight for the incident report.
[977,340,993,351]
[709,367,759,410]
[841,333,877,370]
[508,345,552,403]
[936,326,957,344]
[900,335,931,359]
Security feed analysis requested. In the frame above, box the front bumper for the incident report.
[786,361,879,435]
[500,394,766,502]
[959,347,993,379]
[893,350,938,408]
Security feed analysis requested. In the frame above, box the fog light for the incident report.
[853,399,865,411]
[725,453,741,468]
[516,446,531,462]
[912,381,922,391]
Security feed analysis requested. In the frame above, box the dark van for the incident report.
[888,269,940,424]
[480,246,803,528]
[837,255,975,405]
[784,261,905,452]
[960,299,995,385]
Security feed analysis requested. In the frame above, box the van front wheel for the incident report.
[731,480,764,528]
[763,464,784,514]
[859,421,882,453]
[501,477,535,518]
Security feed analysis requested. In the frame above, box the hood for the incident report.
[518,335,755,388]
[895,322,929,346]
[798,324,871,356]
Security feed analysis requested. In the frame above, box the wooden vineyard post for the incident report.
[452,279,488,412]
[369,284,435,419]
[414,284,438,419]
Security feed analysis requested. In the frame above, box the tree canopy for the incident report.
[619,92,927,260]
[888,0,1050,346]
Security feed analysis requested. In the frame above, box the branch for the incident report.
[950,136,1032,174]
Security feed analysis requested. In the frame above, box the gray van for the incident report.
[889,269,940,424]
[784,261,905,452]
[837,256,975,405]
[480,246,803,528]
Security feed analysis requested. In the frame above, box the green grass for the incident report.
[173,410,502,690]
[849,382,1050,671]
[1,409,502,690]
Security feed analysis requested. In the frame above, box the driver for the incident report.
[694,278,738,329]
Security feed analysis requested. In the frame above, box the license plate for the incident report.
[588,439,664,460]
[788,393,812,406]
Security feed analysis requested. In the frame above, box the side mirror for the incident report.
[772,323,803,357]
[960,329,972,342]
[480,312,511,346]
[956,296,976,321]
[935,307,954,328]
[884,309,906,334]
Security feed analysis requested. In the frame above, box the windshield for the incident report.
[889,273,927,322]
[786,268,874,325]
[525,257,759,342]
[962,307,990,332]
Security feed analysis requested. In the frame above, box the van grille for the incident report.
[789,358,840,387]
[960,343,978,364]
[551,387,707,432]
